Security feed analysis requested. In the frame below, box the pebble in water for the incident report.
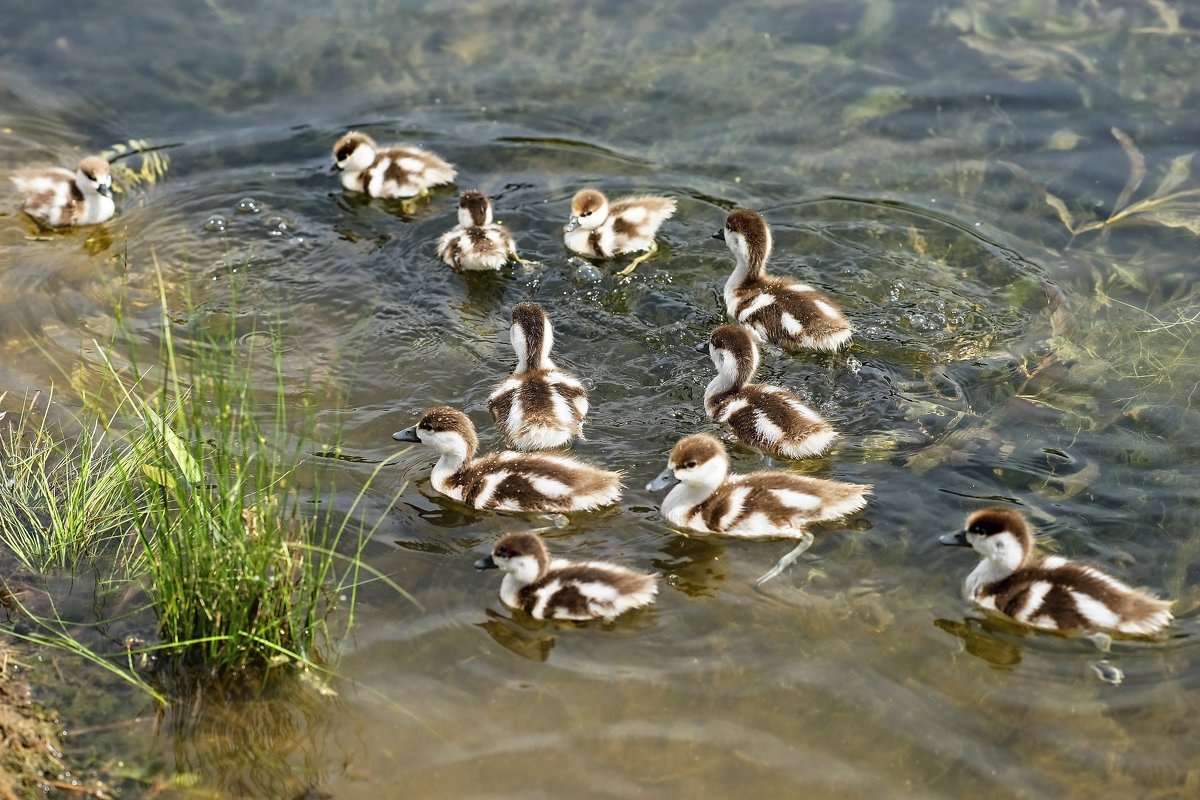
[203,215,227,232]
[236,197,261,214]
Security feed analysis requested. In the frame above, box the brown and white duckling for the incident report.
[393,406,620,512]
[940,508,1173,636]
[700,324,836,460]
[10,156,114,227]
[714,209,852,352]
[331,131,456,199]
[488,303,588,450]
[436,190,519,270]
[475,531,657,621]
[648,434,870,538]
[563,188,676,276]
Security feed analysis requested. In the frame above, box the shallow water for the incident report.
[2,0,1200,796]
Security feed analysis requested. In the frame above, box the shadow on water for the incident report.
[2,0,1200,796]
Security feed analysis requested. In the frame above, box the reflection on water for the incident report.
[2,0,1200,796]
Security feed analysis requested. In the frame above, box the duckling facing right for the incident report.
[700,324,836,460]
[393,406,619,513]
[10,155,114,227]
[488,303,588,450]
[475,531,657,621]
[648,433,871,538]
[436,190,519,270]
[714,209,852,352]
[940,507,1173,636]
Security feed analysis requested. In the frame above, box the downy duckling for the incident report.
[700,324,836,460]
[714,209,852,352]
[564,188,676,276]
[475,531,657,621]
[393,406,620,512]
[648,433,870,538]
[10,156,114,227]
[940,508,1173,636]
[331,131,456,199]
[436,190,519,270]
[488,303,588,450]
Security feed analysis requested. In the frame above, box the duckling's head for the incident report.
[565,189,609,232]
[713,209,772,278]
[76,156,112,199]
[940,507,1033,572]
[474,531,550,584]
[510,302,554,372]
[648,434,730,492]
[392,406,479,459]
[702,324,759,386]
[458,190,493,227]
[332,131,377,172]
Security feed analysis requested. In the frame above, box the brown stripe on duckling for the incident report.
[981,561,1169,630]
[518,564,652,617]
[460,190,489,226]
[710,386,827,454]
[588,230,608,258]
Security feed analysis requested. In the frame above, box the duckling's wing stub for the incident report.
[940,531,970,546]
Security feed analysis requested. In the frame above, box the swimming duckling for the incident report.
[648,433,870,538]
[700,324,836,460]
[714,209,852,352]
[10,156,114,227]
[564,188,676,276]
[331,131,456,199]
[436,190,519,270]
[940,508,1173,636]
[488,303,588,450]
[475,531,657,621]
[393,406,620,512]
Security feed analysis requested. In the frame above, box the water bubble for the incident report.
[236,197,261,214]
[203,214,227,232]
[263,214,291,237]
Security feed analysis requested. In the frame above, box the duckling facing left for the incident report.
[331,131,456,199]
[475,531,657,621]
[393,407,620,513]
[436,190,519,270]
[488,303,588,450]
[648,434,870,538]
[941,507,1173,636]
[564,189,676,276]
[714,209,852,352]
[701,324,836,460]
[10,155,114,227]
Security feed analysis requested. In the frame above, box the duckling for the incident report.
[714,209,852,352]
[700,324,836,460]
[10,156,114,227]
[475,531,657,621]
[648,433,870,538]
[436,190,519,270]
[331,131,456,199]
[488,303,588,450]
[940,507,1173,636]
[393,406,619,512]
[563,188,676,276]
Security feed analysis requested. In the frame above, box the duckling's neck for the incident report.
[705,358,752,401]
[726,241,769,290]
[662,471,726,524]
[964,556,1019,600]
[430,441,475,489]
[515,350,554,374]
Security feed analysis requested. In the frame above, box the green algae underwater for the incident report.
[1,0,1199,796]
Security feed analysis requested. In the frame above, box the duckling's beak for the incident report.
[98,184,113,199]
[474,555,498,570]
[693,341,709,353]
[564,216,580,233]
[711,228,725,241]
[330,161,342,174]
[939,530,970,547]
[646,466,679,492]
[392,426,421,443]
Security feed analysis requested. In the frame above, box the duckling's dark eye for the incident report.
[336,146,352,161]
[968,525,982,534]
[419,421,432,431]
[684,461,697,469]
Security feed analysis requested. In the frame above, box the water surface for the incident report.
[2,0,1199,796]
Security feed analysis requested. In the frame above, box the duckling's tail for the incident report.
[1117,593,1174,636]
